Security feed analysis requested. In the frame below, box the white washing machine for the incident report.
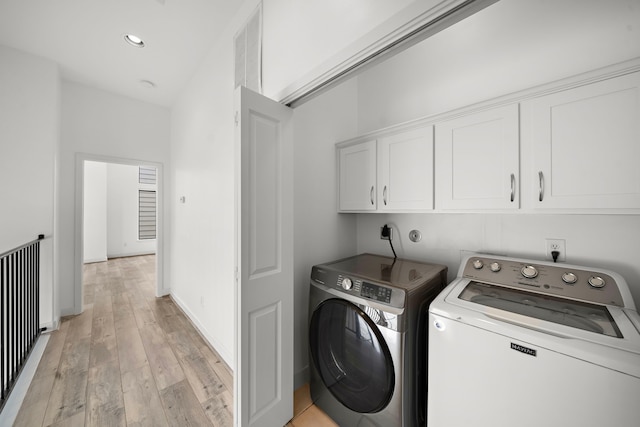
[309,253,447,427]
[428,254,640,427]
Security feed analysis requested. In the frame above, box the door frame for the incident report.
[73,153,166,314]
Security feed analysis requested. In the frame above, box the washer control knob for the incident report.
[473,259,484,269]
[341,277,353,290]
[490,262,501,272]
[521,265,539,279]
[588,276,606,288]
[562,272,578,284]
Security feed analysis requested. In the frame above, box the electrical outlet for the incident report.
[545,239,566,262]
[380,225,393,240]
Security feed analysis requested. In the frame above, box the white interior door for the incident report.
[234,86,294,427]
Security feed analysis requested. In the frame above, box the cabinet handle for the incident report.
[538,171,544,202]
[510,174,515,202]
[383,186,388,205]
[370,186,375,205]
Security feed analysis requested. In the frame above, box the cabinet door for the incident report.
[378,126,434,211]
[523,72,640,210]
[435,104,519,210]
[338,140,377,211]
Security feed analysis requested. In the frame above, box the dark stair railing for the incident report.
[0,235,44,412]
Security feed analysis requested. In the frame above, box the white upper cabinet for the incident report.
[337,61,640,214]
[337,125,434,212]
[338,140,377,211]
[378,126,434,211]
[522,71,640,210]
[435,104,520,210]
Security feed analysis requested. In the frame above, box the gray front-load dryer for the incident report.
[309,253,447,427]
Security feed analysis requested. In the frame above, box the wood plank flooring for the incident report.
[287,384,337,427]
[13,255,233,427]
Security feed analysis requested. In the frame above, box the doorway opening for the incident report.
[75,154,165,314]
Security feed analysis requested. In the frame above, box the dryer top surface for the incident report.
[317,253,447,292]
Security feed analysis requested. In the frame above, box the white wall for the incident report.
[291,77,360,387]
[106,163,156,258]
[357,0,640,133]
[0,45,58,328]
[351,0,640,306]
[169,0,263,367]
[83,161,107,263]
[262,0,413,99]
[60,82,170,314]
[357,214,640,308]
[83,162,157,263]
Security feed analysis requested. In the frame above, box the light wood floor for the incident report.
[13,255,233,426]
[287,384,337,427]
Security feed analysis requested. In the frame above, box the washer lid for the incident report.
[459,281,622,337]
[436,277,640,354]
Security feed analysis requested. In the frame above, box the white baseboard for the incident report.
[169,292,234,370]
[40,319,59,332]
[107,251,156,259]
[83,257,108,264]
[294,365,309,390]
[59,304,83,317]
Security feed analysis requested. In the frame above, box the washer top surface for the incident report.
[318,253,446,292]
[430,253,640,374]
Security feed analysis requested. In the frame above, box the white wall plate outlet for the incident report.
[545,238,566,262]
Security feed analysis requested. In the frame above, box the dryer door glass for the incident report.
[309,298,395,413]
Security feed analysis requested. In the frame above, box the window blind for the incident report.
[139,166,157,185]
[139,190,157,240]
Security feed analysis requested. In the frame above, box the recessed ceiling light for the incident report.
[140,80,156,89]
[124,34,145,48]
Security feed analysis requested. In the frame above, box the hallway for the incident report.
[13,255,233,426]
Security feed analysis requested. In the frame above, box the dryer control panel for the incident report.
[360,281,393,303]
[310,266,405,308]
[335,274,396,305]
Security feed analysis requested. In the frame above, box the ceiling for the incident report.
[0,0,242,107]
